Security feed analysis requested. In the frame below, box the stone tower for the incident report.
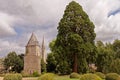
[24,33,41,74]
[41,36,46,63]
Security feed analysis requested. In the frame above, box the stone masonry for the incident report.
[24,33,46,74]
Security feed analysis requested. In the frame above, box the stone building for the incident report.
[41,36,46,63]
[24,33,46,74]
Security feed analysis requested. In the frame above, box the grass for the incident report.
[23,75,79,80]
[22,76,105,80]
[1,75,105,80]
[54,75,79,80]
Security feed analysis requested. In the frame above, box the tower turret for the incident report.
[41,36,46,63]
[24,33,41,74]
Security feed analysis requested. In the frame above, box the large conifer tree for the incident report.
[55,1,97,73]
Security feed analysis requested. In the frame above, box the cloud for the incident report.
[0,0,72,26]
[0,39,24,57]
[0,12,19,37]
[79,0,120,42]
[0,0,120,56]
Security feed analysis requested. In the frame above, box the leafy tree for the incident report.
[96,41,115,73]
[56,60,72,74]
[47,39,71,74]
[115,51,120,59]
[46,53,56,72]
[47,40,57,72]
[41,59,46,73]
[97,48,114,73]
[105,42,113,50]
[109,59,120,74]
[18,54,24,68]
[113,39,120,58]
[96,40,120,73]
[18,54,24,61]
[4,52,23,73]
[49,39,56,52]
[54,1,96,73]
[113,39,120,51]
[96,41,104,47]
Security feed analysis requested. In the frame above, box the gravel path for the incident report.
[23,77,37,80]
[0,77,3,80]
[0,77,37,80]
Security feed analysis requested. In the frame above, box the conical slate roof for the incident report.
[27,33,39,46]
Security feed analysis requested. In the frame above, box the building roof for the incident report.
[27,33,39,46]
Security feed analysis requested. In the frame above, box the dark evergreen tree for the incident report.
[54,1,97,73]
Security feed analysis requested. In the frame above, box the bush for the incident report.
[95,72,105,79]
[37,73,55,80]
[21,71,31,77]
[70,72,80,79]
[32,71,40,77]
[3,73,22,80]
[106,73,119,80]
[117,77,120,80]
[80,73,102,80]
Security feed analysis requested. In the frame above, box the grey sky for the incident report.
[0,0,120,57]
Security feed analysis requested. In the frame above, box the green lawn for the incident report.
[22,75,79,80]
[54,75,79,80]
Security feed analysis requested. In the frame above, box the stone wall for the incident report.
[24,55,41,74]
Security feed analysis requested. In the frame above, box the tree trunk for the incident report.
[73,53,78,73]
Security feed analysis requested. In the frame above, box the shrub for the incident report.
[95,72,105,79]
[106,73,119,80]
[117,77,120,80]
[80,73,102,80]
[37,73,55,80]
[3,73,22,80]
[70,72,80,79]
[21,71,31,77]
[32,71,40,77]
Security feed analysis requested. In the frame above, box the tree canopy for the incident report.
[4,52,23,73]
